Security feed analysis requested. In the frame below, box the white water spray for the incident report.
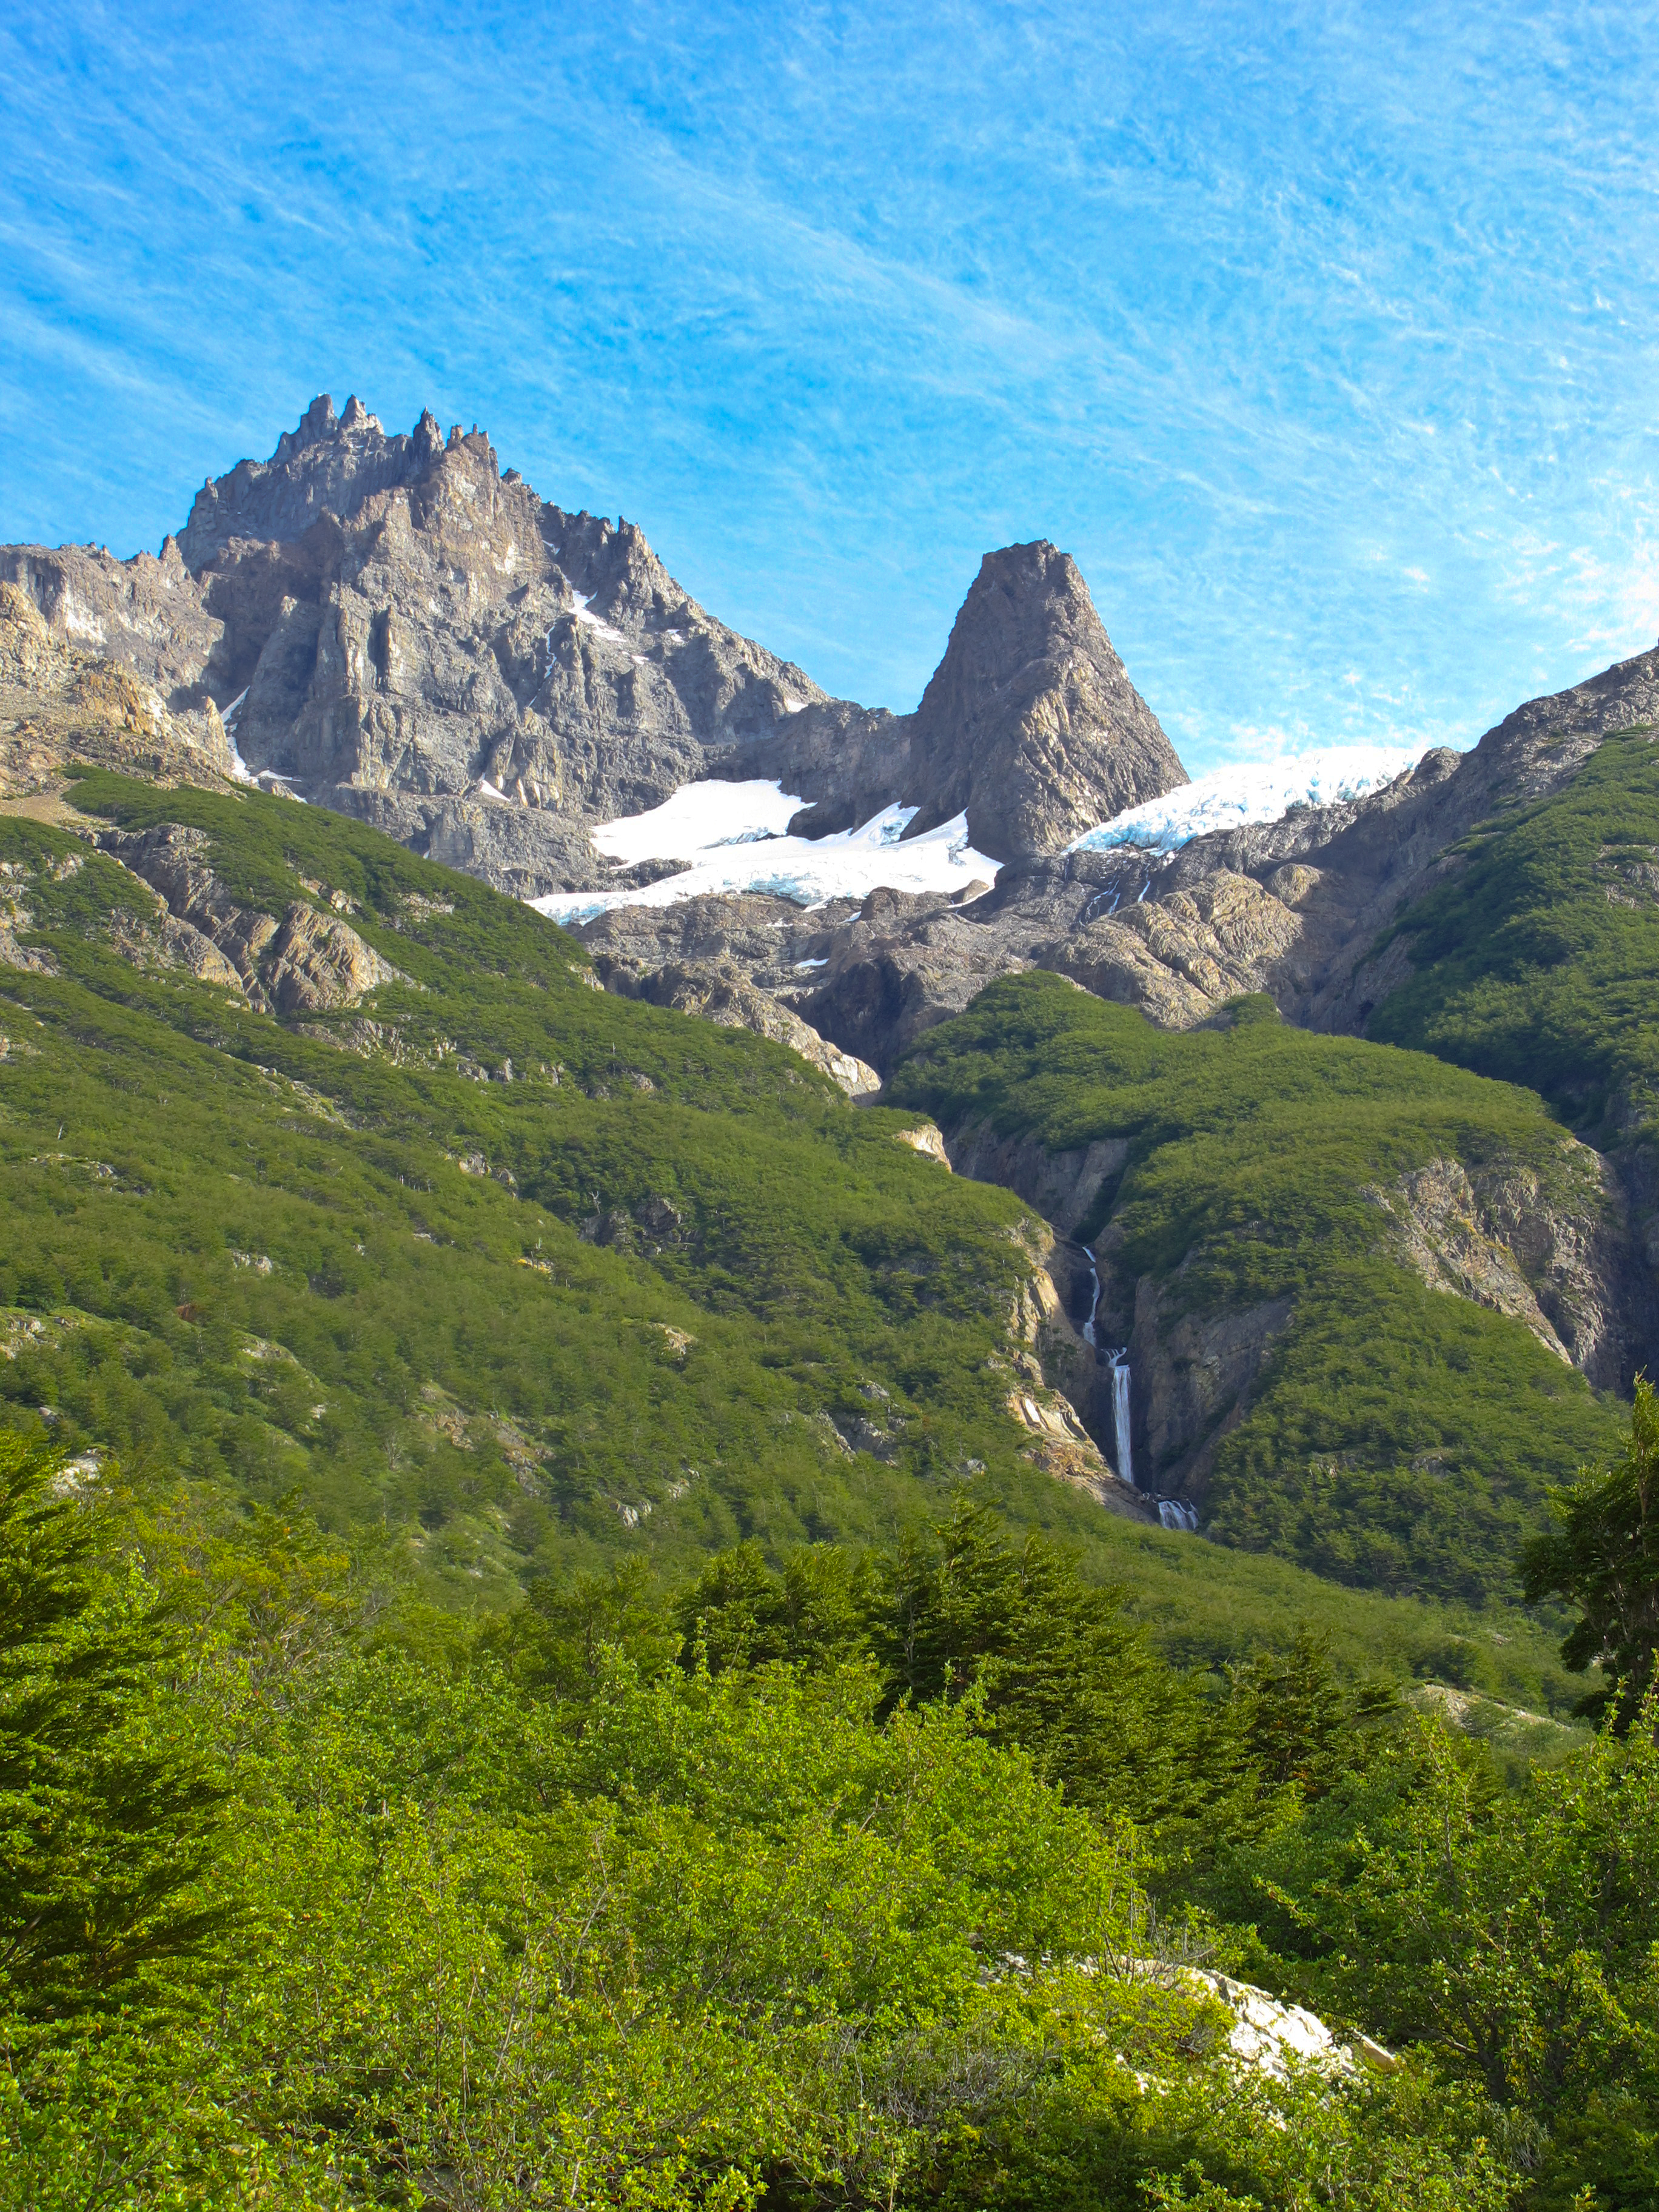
[1158,1500,1199,1532]
[1105,1349,1133,1488]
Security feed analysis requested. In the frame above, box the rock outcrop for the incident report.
[595,955,880,1098]
[97,821,408,1014]
[902,541,1186,858]
[738,540,1188,862]
[0,581,233,797]
[1370,1150,1644,1393]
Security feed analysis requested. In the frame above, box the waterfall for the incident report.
[1107,1350,1133,1488]
[1158,1500,1199,1533]
[1077,1242,1101,1349]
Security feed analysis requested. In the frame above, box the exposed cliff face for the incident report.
[904,542,1187,859]
[96,820,409,1016]
[4,404,1195,916]
[0,538,221,710]
[701,540,1188,862]
[595,956,880,1098]
[1370,1151,1649,1393]
[0,581,232,797]
[4,399,830,899]
[944,1119,1128,1239]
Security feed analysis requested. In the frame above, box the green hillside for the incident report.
[1,773,1056,1600]
[1369,720,1659,1144]
[888,973,1623,1604]
[0,772,1584,1708]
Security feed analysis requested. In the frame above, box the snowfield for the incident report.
[526,744,1445,925]
[1067,743,1430,859]
[531,780,1003,923]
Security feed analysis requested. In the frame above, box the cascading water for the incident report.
[1075,1244,1136,1492]
[1106,1350,1133,1488]
[1158,1500,1199,1532]
[1077,1242,1101,1349]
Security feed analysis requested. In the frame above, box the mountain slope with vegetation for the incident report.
[1367,719,1659,1155]
[1,771,1053,1597]
[0,769,1586,1707]
[889,973,1626,1603]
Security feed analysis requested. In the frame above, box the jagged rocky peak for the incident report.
[178,395,447,570]
[907,539,1188,860]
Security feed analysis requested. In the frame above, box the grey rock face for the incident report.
[903,541,1187,859]
[595,955,881,1098]
[737,541,1189,861]
[7,397,832,899]
[0,535,221,710]
[2,403,1192,907]
[0,580,233,794]
[98,821,407,1015]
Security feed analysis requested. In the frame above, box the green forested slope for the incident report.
[10,1433,1655,2211]
[1369,722,1659,1143]
[889,974,1623,1604]
[0,774,1583,1703]
[1,774,1053,1597]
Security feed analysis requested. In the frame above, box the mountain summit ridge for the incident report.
[2,395,1189,890]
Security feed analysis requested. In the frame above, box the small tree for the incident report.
[0,1432,228,2026]
[1523,1373,1659,1729]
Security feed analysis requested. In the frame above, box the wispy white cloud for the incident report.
[2,0,1658,771]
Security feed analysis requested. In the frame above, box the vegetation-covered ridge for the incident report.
[8,1429,1657,2212]
[1369,720,1659,1145]
[0,771,1588,1701]
[0,772,1056,1598]
[889,972,1624,1604]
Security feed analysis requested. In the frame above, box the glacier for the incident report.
[1067,742,1432,859]
[532,779,1003,924]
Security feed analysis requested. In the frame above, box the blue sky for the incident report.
[3,1,1657,771]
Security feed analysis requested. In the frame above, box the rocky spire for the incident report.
[905,540,1187,860]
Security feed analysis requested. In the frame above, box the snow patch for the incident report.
[1068,744,1429,859]
[569,590,628,645]
[531,779,1002,924]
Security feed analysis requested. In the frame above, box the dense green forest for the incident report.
[0,774,1584,1703]
[7,1420,1657,2210]
[888,974,1624,1601]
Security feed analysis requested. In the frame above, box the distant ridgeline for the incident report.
[0,774,1586,1707]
